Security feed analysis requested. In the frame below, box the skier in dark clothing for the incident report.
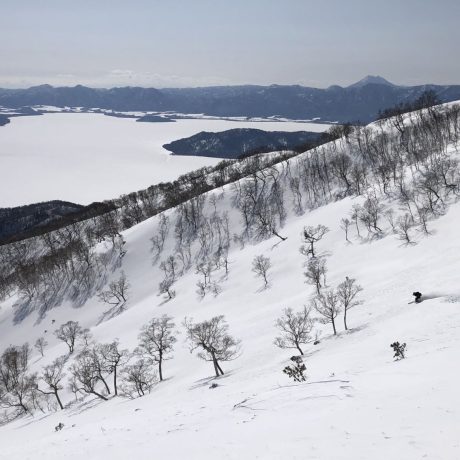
[412,292,422,303]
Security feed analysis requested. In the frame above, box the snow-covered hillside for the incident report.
[0,104,459,459]
[0,113,330,207]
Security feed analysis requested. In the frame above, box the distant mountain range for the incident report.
[0,76,460,123]
[163,128,322,158]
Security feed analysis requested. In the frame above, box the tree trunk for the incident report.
[55,390,64,410]
[296,344,304,355]
[212,358,219,377]
[113,367,118,396]
[158,358,163,382]
[91,390,108,401]
[212,354,224,377]
[331,318,337,335]
[100,376,111,395]
[344,310,348,331]
[216,360,224,376]
[272,230,287,241]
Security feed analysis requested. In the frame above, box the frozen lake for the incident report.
[0,113,331,207]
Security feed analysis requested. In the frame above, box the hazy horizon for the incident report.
[1,0,459,89]
[1,74,458,91]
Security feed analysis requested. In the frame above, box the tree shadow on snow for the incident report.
[66,396,107,417]
[96,303,126,325]
[11,248,122,325]
[188,372,233,390]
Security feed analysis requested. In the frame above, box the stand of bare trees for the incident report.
[1,100,458,326]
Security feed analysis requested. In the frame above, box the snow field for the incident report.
[1,185,460,458]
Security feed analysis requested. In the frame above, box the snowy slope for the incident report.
[0,107,459,459]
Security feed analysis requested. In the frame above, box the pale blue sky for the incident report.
[0,0,459,88]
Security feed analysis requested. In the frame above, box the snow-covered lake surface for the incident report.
[0,113,331,207]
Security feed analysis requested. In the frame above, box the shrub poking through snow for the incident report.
[391,341,407,360]
[283,356,307,382]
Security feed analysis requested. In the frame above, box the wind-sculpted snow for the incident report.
[0,102,460,459]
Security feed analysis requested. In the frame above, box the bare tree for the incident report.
[301,225,329,258]
[252,255,271,288]
[97,271,130,309]
[158,276,176,300]
[38,355,68,410]
[34,337,48,357]
[136,315,177,382]
[395,214,415,245]
[54,321,84,354]
[120,360,157,398]
[359,195,383,236]
[0,344,38,416]
[150,214,169,260]
[69,350,108,401]
[384,209,397,233]
[68,375,82,402]
[274,306,314,355]
[79,328,94,348]
[415,205,431,235]
[183,316,240,377]
[311,289,341,335]
[196,280,207,299]
[195,260,214,287]
[209,280,223,297]
[350,204,361,237]
[159,256,178,281]
[304,257,327,295]
[340,218,351,243]
[98,340,129,396]
[337,277,363,330]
